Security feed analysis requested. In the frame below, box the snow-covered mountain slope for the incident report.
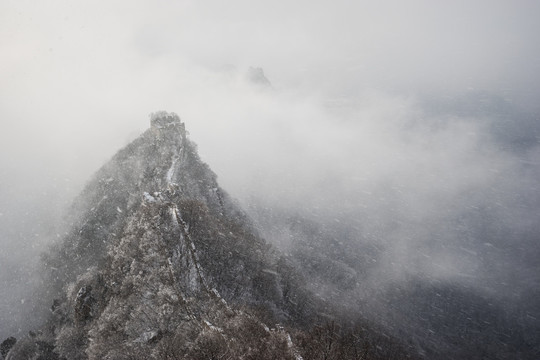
[4,112,416,360]
[4,113,309,359]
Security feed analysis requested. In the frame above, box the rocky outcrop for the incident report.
[0,337,16,359]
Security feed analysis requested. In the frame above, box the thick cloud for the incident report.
[1,0,540,340]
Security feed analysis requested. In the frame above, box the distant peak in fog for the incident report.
[246,67,272,88]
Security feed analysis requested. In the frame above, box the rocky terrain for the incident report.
[3,112,414,360]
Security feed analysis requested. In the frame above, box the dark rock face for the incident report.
[74,286,94,324]
[0,337,16,358]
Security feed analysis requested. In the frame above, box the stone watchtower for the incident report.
[150,111,187,141]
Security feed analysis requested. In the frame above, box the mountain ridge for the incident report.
[4,112,415,360]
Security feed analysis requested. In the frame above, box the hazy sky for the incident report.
[1,0,540,339]
[1,0,539,205]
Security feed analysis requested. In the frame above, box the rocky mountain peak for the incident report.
[149,111,187,149]
[3,112,316,359]
[150,111,183,130]
[246,67,272,88]
[3,112,416,360]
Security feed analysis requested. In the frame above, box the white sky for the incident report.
[1,0,539,193]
